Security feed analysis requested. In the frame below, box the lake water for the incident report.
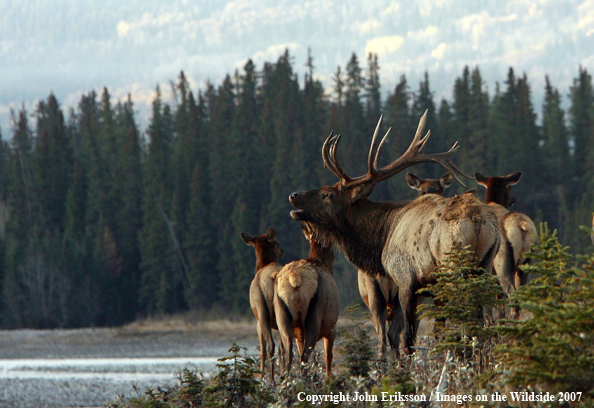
[0,356,223,407]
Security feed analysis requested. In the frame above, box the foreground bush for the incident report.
[495,224,594,396]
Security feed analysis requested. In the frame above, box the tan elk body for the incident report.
[475,172,537,297]
[274,223,339,376]
[241,227,284,381]
[357,172,453,357]
[289,113,500,353]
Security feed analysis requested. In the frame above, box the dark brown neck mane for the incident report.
[310,199,409,277]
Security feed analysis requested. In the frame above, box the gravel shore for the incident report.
[0,318,259,408]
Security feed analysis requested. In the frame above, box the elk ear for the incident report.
[475,172,489,187]
[266,227,277,242]
[406,173,421,190]
[348,182,376,201]
[504,172,522,186]
[240,232,254,246]
[440,172,454,189]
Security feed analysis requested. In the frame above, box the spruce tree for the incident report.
[139,87,179,314]
[34,93,72,231]
[541,77,570,237]
[384,75,414,201]
[495,224,594,394]
[2,109,33,327]
[568,66,594,204]
[412,72,441,179]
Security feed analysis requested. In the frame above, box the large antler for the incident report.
[322,110,471,190]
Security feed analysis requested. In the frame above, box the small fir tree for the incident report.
[495,223,594,394]
[418,244,503,360]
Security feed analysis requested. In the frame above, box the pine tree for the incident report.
[34,93,72,231]
[302,49,329,190]
[342,53,367,177]
[110,97,143,323]
[384,75,414,201]
[261,51,305,262]
[489,69,541,216]
[568,66,594,205]
[419,245,502,360]
[139,87,179,314]
[541,77,570,237]
[412,72,442,179]
[2,109,34,327]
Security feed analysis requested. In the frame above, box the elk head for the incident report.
[406,172,453,195]
[475,172,522,209]
[289,111,470,247]
[241,227,284,271]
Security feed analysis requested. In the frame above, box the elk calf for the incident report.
[274,223,339,377]
[241,227,284,381]
[475,172,537,297]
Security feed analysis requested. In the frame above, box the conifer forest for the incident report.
[1,50,593,329]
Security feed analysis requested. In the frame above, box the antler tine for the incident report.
[322,131,342,179]
[329,134,353,184]
[367,115,383,175]
[373,127,391,168]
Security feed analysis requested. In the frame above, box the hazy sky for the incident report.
[1,0,593,136]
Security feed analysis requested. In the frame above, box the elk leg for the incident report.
[386,296,403,355]
[277,327,293,377]
[324,329,336,377]
[399,287,417,355]
[256,308,275,380]
[368,280,388,358]
[256,319,267,375]
[301,325,321,368]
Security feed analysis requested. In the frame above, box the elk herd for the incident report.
[241,111,537,380]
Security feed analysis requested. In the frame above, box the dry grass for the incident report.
[116,312,261,345]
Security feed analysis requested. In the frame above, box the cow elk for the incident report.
[475,172,538,298]
[241,227,284,381]
[406,172,453,196]
[274,222,339,377]
[289,112,500,354]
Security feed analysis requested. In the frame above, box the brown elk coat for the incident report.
[241,227,284,381]
[476,172,537,297]
[274,223,339,376]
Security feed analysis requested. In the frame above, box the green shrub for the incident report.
[339,304,375,378]
[495,223,594,395]
[203,342,276,407]
[418,244,503,362]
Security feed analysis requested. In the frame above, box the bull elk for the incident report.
[475,172,537,298]
[274,222,339,377]
[360,171,454,357]
[289,112,500,354]
[241,227,284,381]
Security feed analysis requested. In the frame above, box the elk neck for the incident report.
[254,247,278,272]
[338,198,408,277]
[306,239,335,273]
[484,188,510,209]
